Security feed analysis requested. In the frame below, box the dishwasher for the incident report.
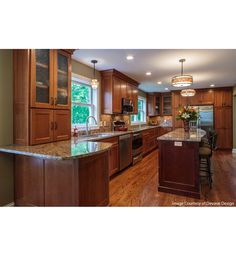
[119,134,132,170]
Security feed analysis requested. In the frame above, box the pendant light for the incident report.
[91,60,99,89]
[172,59,193,87]
[180,89,196,97]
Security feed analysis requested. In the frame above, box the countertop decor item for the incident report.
[91,60,99,89]
[172,59,193,87]
[176,105,199,132]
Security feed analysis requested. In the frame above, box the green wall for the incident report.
[0,50,13,206]
[233,87,236,149]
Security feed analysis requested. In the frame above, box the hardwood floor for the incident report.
[109,149,236,206]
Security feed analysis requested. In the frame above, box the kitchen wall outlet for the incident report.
[174,141,182,147]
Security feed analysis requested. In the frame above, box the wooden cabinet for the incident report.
[214,106,232,149]
[101,69,139,114]
[30,109,54,145]
[30,109,71,145]
[13,49,73,146]
[147,94,155,116]
[214,88,232,107]
[30,49,71,110]
[53,110,71,141]
[147,93,172,116]
[14,151,109,206]
[189,89,214,105]
[162,93,172,115]
[98,137,119,176]
[112,76,122,113]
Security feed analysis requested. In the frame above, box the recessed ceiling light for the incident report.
[157,81,162,84]
[126,55,134,60]
[146,72,152,76]
[210,84,215,87]
[165,88,169,90]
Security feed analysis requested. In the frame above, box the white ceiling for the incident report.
[72,49,236,92]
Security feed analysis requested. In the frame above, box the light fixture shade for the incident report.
[91,79,99,89]
[172,75,193,87]
[180,89,196,97]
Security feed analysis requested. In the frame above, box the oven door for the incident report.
[132,133,143,156]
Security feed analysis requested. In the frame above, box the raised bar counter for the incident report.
[157,128,206,199]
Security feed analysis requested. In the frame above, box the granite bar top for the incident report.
[0,125,173,160]
[157,128,206,142]
[0,140,112,160]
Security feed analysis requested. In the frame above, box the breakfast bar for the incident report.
[157,128,206,199]
[0,139,112,206]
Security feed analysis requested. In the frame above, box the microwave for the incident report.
[122,98,134,114]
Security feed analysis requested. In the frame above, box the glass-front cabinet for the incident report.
[54,50,71,109]
[30,49,71,109]
[155,95,161,115]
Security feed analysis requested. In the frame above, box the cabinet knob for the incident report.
[54,97,57,105]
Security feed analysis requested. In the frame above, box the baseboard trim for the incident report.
[232,148,236,154]
[4,202,15,207]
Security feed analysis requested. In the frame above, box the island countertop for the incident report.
[157,128,206,142]
[0,139,113,160]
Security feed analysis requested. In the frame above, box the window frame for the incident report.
[131,96,147,124]
[71,74,99,129]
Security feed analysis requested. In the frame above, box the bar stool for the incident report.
[199,132,217,188]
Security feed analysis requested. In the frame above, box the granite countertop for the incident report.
[0,140,113,160]
[157,128,206,142]
[0,125,173,160]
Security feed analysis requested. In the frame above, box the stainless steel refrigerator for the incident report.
[192,105,214,133]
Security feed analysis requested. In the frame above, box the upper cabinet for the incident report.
[14,49,73,146]
[147,93,172,116]
[30,49,71,110]
[101,69,139,114]
[214,88,232,107]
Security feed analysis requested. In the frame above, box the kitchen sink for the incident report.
[80,133,113,139]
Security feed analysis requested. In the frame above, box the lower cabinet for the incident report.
[30,108,71,145]
[215,128,232,149]
[98,137,119,177]
[14,151,109,206]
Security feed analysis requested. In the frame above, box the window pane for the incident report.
[72,104,92,125]
[72,82,91,104]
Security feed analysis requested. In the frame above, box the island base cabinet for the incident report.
[14,155,44,206]
[158,140,200,199]
[14,152,109,206]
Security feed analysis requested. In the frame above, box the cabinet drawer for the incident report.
[99,136,118,145]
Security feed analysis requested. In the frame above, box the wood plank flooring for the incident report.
[109,149,236,206]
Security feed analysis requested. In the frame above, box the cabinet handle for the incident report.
[51,97,54,105]
[54,97,57,105]
[51,121,54,130]
[54,122,58,130]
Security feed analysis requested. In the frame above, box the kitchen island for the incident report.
[157,128,206,199]
[0,139,112,206]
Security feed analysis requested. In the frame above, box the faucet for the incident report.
[86,116,98,135]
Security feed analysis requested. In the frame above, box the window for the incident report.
[71,78,98,127]
[131,96,146,123]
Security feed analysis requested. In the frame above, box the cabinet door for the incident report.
[223,89,232,107]
[215,107,232,129]
[147,94,155,116]
[155,95,161,115]
[30,109,54,145]
[132,87,138,114]
[201,89,214,104]
[53,110,71,141]
[109,144,119,176]
[112,77,121,113]
[31,49,54,108]
[120,79,127,99]
[126,83,132,100]
[215,128,232,149]
[189,92,202,105]
[54,50,71,109]
[162,93,172,115]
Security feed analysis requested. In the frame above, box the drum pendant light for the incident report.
[172,59,193,87]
